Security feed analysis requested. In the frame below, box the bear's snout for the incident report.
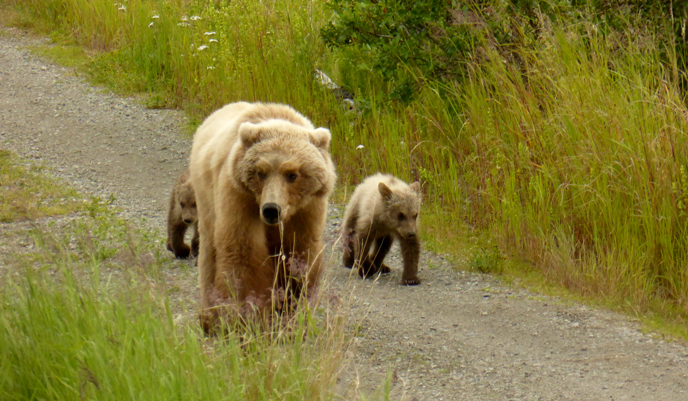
[261,203,282,225]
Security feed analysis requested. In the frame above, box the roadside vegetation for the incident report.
[0,149,82,222]
[0,150,351,399]
[1,0,687,336]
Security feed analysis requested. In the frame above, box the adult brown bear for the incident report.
[189,102,336,332]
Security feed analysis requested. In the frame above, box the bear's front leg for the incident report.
[399,235,421,285]
[191,222,200,257]
[168,221,191,259]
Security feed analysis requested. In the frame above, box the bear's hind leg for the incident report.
[342,210,359,269]
[371,235,393,274]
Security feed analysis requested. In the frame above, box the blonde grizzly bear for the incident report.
[342,173,422,285]
[166,170,199,259]
[189,102,336,332]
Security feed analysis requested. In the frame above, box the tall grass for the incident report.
[5,0,339,120]
[0,223,348,400]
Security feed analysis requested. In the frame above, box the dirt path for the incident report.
[2,29,688,400]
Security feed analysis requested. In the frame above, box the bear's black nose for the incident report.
[183,219,193,225]
[262,203,281,224]
[406,232,416,238]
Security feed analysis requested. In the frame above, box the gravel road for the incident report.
[2,28,688,400]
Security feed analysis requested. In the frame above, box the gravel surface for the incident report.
[2,28,688,400]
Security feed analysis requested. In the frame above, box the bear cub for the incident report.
[342,173,422,285]
[166,170,199,259]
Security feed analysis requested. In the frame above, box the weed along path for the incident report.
[2,30,688,400]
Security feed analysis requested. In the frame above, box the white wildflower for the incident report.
[177,22,190,27]
[198,45,209,51]
[209,38,218,43]
[152,15,159,19]
[204,31,216,36]
[207,66,215,70]
[148,21,154,28]
[356,144,364,149]
[181,15,188,21]
[190,15,202,21]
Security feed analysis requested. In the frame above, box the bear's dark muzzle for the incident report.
[261,203,281,225]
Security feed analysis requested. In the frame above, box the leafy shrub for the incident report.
[321,0,475,103]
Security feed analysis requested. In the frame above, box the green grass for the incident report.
[2,0,688,338]
[0,149,83,222]
[0,236,348,400]
[0,155,354,400]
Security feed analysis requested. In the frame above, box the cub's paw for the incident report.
[401,276,421,286]
[379,264,391,274]
[358,264,379,279]
[173,245,192,259]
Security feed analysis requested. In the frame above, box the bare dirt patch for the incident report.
[2,27,688,400]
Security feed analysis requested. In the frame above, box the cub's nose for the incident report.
[406,232,416,238]
[261,203,281,225]
[183,218,194,225]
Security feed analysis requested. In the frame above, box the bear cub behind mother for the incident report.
[190,102,336,332]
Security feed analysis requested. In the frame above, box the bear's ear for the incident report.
[378,182,393,200]
[409,181,421,193]
[239,122,262,148]
[310,128,331,150]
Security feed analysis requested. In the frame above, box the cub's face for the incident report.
[236,121,334,225]
[379,181,421,239]
[177,183,197,225]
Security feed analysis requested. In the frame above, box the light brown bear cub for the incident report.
[189,102,336,332]
[166,170,199,259]
[342,173,422,285]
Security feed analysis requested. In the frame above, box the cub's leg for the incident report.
[399,235,421,285]
[342,210,359,269]
[357,234,382,279]
[370,235,393,274]
[191,222,200,257]
[167,204,191,259]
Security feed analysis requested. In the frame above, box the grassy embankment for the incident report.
[0,148,352,400]
[2,0,688,339]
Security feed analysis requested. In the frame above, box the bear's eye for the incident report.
[256,171,266,180]
[180,202,185,208]
[398,212,406,221]
[286,172,298,183]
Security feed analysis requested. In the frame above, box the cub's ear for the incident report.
[378,182,393,200]
[409,181,421,193]
[310,128,331,150]
[239,122,262,148]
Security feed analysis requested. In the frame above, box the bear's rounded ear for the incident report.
[378,182,393,200]
[310,128,331,150]
[409,181,421,193]
[239,122,262,148]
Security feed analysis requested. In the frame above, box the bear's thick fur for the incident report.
[166,170,199,259]
[342,173,422,285]
[189,102,336,331]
